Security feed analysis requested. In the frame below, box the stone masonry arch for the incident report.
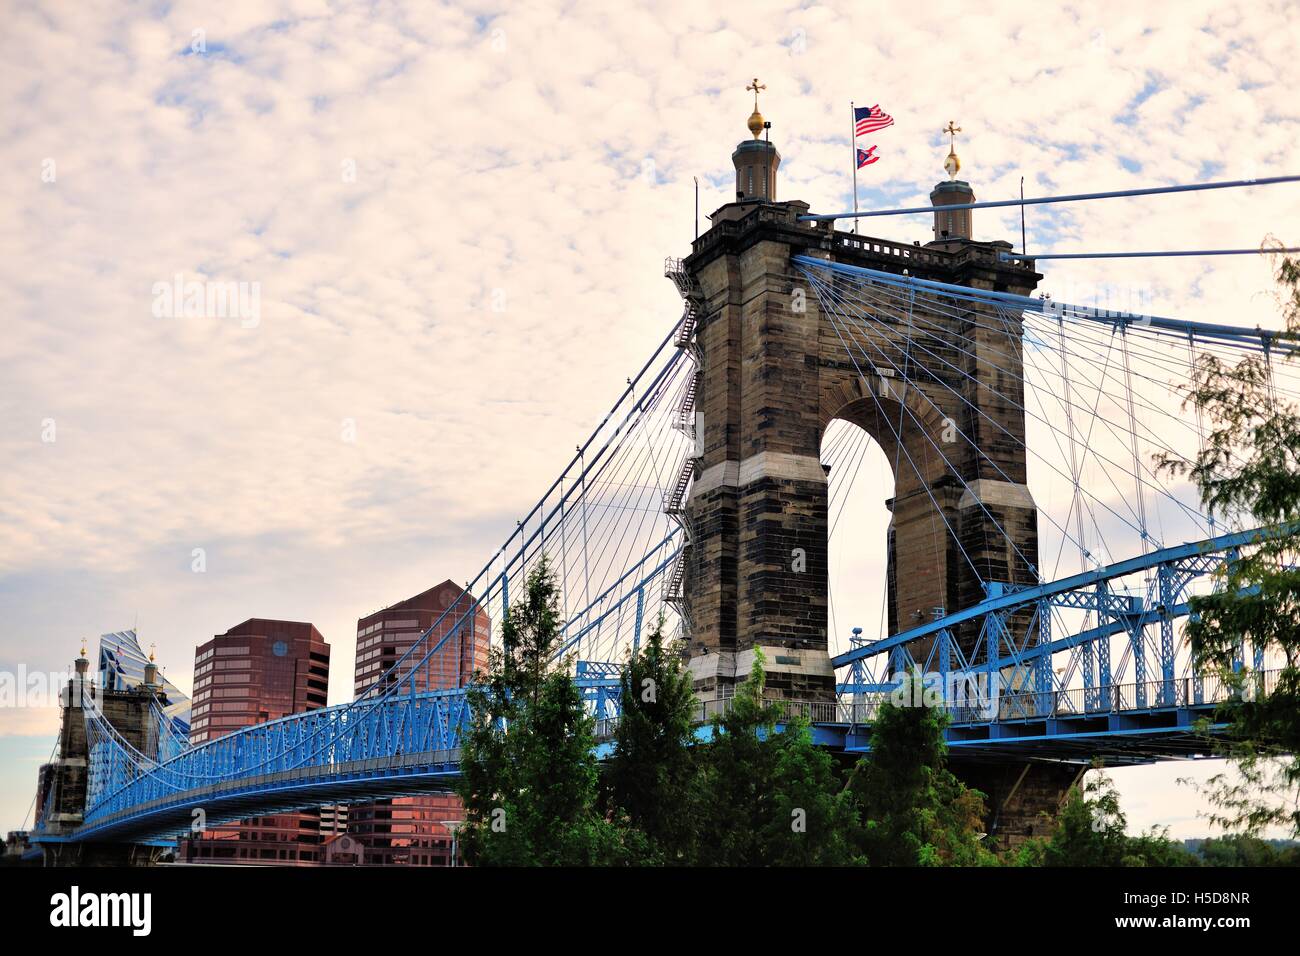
[678,201,1040,703]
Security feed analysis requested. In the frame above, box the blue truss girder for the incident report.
[831,526,1275,671]
[66,526,1286,845]
[81,688,471,830]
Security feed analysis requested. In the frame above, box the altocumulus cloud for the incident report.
[0,0,1297,836]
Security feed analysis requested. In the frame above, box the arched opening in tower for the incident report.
[820,419,895,661]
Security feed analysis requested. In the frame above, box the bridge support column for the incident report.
[679,121,1041,702]
[684,202,836,703]
[958,761,1084,852]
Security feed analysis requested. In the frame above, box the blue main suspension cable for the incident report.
[799,175,1300,222]
[1002,246,1300,261]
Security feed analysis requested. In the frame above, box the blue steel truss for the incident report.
[62,525,1279,844]
[44,229,1300,846]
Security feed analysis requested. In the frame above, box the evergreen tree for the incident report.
[693,653,787,866]
[694,651,860,866]
[604,621,700,864]
[457,557,636,865]
[760,715,863,866]
[848,674,996,866]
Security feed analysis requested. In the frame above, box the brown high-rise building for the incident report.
[348,580,490,866]
[184,619,331,865]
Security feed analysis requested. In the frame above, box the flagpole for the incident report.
[850,101,859,234]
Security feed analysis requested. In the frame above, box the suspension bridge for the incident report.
[28,116,1299,859]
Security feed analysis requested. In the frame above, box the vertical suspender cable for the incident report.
[1120,324,1151,556]
[559,475,570,623]
[1057,315,1089,573]
[1187,332,1215,537]
[1264,340,1280,411]
[1120,323,1151,701]
[1057,315,1095,704]
[578,445,592,656]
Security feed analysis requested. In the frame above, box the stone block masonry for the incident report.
[679,187,1039,700]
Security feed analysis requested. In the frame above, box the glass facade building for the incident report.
[348,580,489,866]
[97,629,192,737]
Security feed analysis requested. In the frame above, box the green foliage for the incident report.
[463,583,1216,866]
[760,716,864,866]
[604,621,700,864]
[1157,242,1300,838]
[456,557,640,866]
[1194,834,1300,866]
[848,674,996,866]
[691,653,784,865]
[692,651,862,866]
[1015,769,1194,867]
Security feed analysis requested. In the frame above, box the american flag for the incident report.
[855,104,894,137]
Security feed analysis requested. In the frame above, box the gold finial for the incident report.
[746,77,767,139]
[943,120,962,179]
[79,641,87,659]
[148,642,156,663]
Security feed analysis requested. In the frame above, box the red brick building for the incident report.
[183,619,331,865]
[348,580,490,866]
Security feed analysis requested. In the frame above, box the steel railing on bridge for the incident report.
[591,669,1277,740]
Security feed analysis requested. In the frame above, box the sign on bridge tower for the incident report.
[674,95,1042,703]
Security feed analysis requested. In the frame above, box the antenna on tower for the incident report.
[1020,176,1027,254]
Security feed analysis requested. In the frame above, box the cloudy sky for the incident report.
[2,0,1298,837]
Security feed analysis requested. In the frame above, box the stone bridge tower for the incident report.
[676,99,1041,704]
[32,647,172,865]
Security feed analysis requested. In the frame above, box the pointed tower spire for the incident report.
[732,78,779,202]
[930,119,974,243]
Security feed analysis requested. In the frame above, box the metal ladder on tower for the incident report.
[662,543,689,613]
[663,455,694,520]
[674,371,699,443]
[662,257,706,630]
[664,258,705,359]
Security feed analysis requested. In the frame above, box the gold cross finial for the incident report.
[745,78,768,139]
[942,121,963,179]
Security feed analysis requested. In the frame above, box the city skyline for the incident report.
[4,1,1300,842]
